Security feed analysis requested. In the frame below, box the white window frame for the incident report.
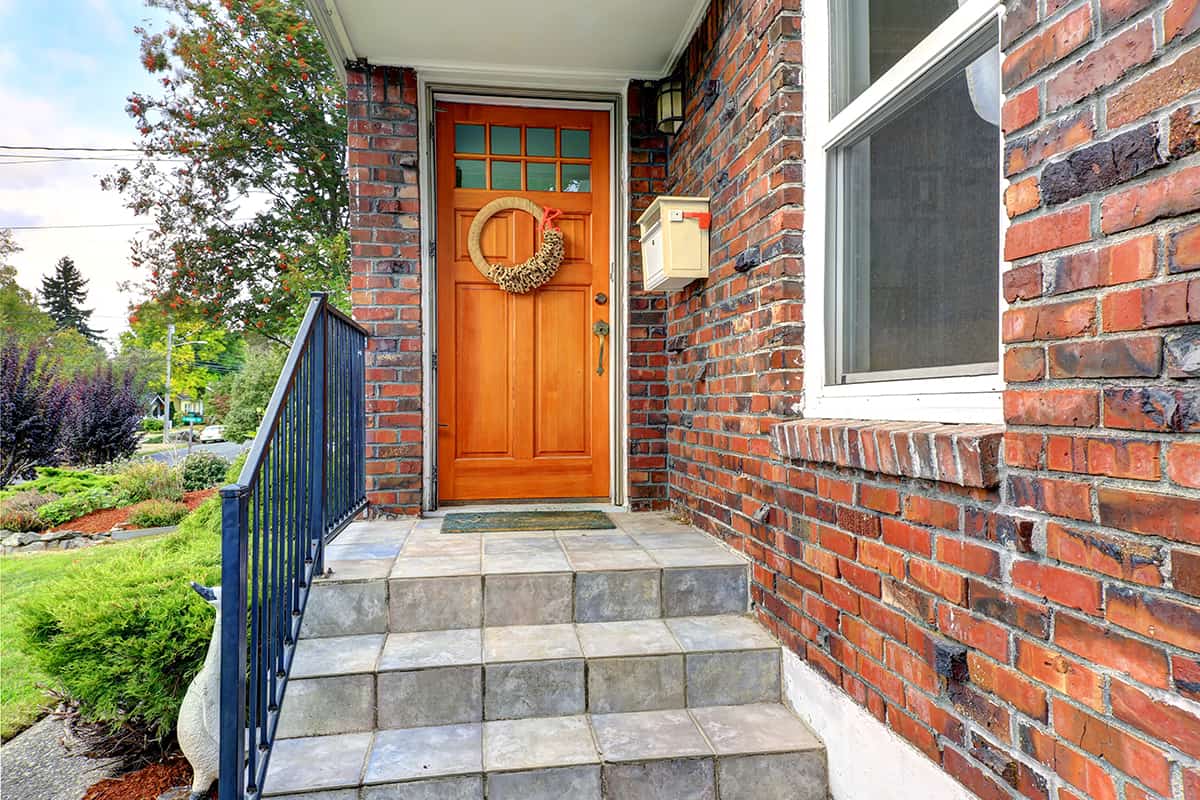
[802,0,1007,424]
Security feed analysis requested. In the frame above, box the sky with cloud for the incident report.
[1,0,171,348]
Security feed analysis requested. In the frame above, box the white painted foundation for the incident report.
[781,649,977,800]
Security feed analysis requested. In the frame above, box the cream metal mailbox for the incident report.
[637,196,711,292]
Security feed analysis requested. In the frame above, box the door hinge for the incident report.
[428,240,436,258]
[431,352,438,370]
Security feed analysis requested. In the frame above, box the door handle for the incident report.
[593,320,610,376]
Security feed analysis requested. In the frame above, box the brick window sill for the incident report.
[770,419,1004,489]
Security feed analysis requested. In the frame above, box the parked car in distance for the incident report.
[199,425,226,443]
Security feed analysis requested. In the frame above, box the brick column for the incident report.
[627,82,671,510]
[346,65,423,515]
[660,0,806,538]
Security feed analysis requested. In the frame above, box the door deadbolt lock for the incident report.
[593,320,610,376]
[594,292,608,305]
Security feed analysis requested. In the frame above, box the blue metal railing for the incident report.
[218,292,367,800]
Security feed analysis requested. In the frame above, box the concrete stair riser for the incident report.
[279,618,782,737]
[351,566,750,636]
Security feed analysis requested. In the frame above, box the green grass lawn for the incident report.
[0,542,141,740]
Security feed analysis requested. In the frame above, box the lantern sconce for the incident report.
[656,77,684,135]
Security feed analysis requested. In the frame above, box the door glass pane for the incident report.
[491,126,521,155]
[455,124,485,154]
[527,162,556,191]
[836,40,999,377]
[527,127,556,156]
[561,164,591,192]
[455,159,486,188]
[831,0,958,114]
[561,129,590,159]
[491,160,522,190]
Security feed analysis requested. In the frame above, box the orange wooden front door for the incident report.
[435,102,611,502]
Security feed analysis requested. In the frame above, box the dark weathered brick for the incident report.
[1040,124,1161,205]
[1103,387,1200,432]
[1046,336,1161,378]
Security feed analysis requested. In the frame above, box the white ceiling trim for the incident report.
[374,58,637,94]
[305,0,710,85]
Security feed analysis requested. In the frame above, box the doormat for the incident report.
[441,510,615,533]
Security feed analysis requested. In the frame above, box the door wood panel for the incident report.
[435,102,611,501]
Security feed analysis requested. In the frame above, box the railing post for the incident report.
[310,294,328,575]
[219,484,249,800]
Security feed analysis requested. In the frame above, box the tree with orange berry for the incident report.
[102,0,347,346]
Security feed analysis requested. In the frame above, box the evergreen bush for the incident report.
[126,499,190,528]
[115,461,183,504]
[0,467,119,501]
[35,489,118,527]
[180,452,229,491]
[17,507,221,738]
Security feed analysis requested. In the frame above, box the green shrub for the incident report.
[180,452,229,491]
[115,461,183,504]
[141,418,163,432]
[16,515,221,738]
[35,489,119,527]
[126,500,190,528]
[0,467,119,501]
[0,491,58,532]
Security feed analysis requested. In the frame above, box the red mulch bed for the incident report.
[81,756,216,800]
[51,490,216,534]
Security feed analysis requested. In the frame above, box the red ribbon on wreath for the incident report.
[540,206,563,234]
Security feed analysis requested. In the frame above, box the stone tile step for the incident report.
[278,616,782,737]
[262,704,826,800]
[302,562,750,637]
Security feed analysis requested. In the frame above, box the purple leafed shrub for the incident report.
[0,339,69,487]
[59,366,143,467]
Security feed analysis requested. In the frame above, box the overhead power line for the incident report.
[0,145,152,153]
[5,218,258,231]
[5,221,162,230]
[0,154,187,164]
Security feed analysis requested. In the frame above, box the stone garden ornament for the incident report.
[467,196,564,293]
[171,582,221,800]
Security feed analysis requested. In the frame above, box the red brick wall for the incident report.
[347,66,423,515]
[651,0,1200,798]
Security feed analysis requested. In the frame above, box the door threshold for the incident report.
[425,501,626,517]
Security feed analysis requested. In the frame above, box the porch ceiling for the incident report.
[305,0,709,83]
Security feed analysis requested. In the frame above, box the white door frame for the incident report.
[416,73,631,512]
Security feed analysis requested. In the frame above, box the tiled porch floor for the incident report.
[320,511,746,582]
